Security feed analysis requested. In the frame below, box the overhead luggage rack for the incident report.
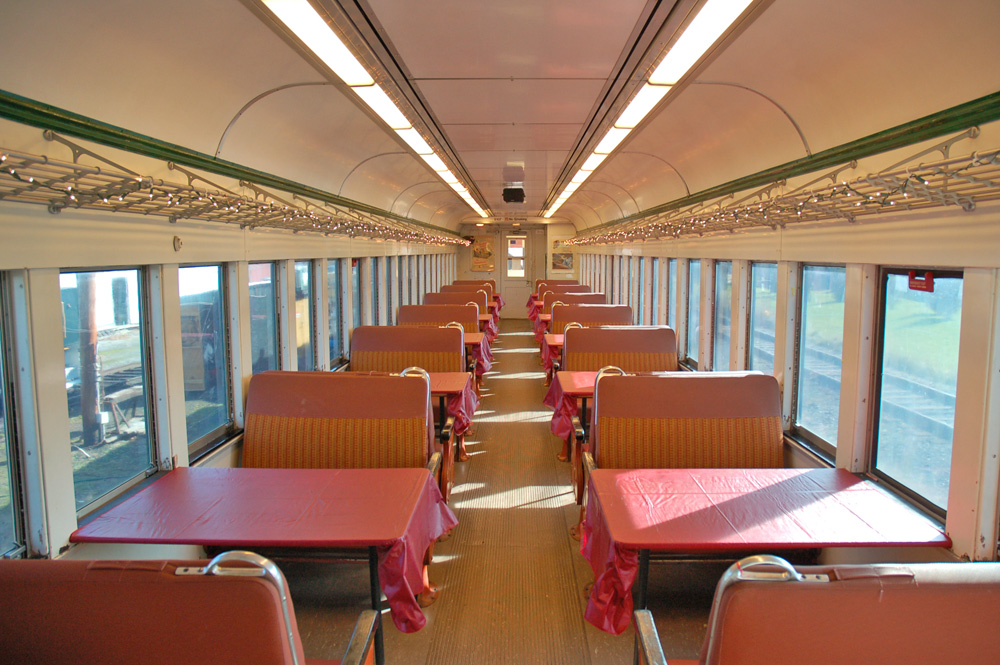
[0,132,469,245]
[567,129,1000,244]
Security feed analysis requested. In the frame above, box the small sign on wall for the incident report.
[551,240,573,271]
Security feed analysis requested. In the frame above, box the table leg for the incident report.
[368,546,385,665]
[437,396,446,439]
[636,549,649,610]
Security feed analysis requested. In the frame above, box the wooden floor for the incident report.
[283,318,718,664]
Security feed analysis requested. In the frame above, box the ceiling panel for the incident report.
[362,0,651,79]
[444,123,581,152]
[416,79,608,126]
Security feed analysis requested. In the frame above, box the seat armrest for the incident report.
[551,359,560,373]
[441,415,455,444]
[571,415,585,442]
[341,609,379,665]
[426,451,442,478]
[583,451,597,478]
[634,610,668,665]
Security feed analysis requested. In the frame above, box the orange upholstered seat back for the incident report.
[563,326,678,372]
[0,557,308,665]
[424,290,489,314]
[243,371,430,469]
[441,283,494,300]
[697,559,1000,665]
[593,373,783,469]
[397,304,479,334]
[350,325,464,373]
[535,279,578,291]
[551,304,633,333]
[542,291,606,314]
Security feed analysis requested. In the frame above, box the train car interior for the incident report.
[1,0,999,662]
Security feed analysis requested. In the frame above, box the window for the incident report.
[748,263,777,374]
[507,237,525,277]
[0,293,23,555]
[686,260,701,367]
[872,271,962,512]
[351,259,362,329]
[713,261,732,370]
[370,258,379,325]
[294,261,314,370]
[636,257,645,322]
[61,269,155,509]
[248,263,279,374]
[327,260,342,362]
[667,259,677,330]
[385,258,395,325]
[794,265,846,449]
[650,258,660,324]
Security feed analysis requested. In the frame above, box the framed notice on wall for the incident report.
[551,240,573,271]
[471,236,495,271]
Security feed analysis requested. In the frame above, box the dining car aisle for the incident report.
[420,318,594,664]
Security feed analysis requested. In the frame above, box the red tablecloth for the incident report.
[466,333,492,376]
[541,334,563,372]
[532,313,549,343]
[71,467,458,633]
[543,370,596,441]
[581,467,952,634]
[431,372,479,437]
[528,299,541,322]
[494,294,506,310]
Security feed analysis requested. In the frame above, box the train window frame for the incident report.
[868,268,963,518]
[790,263,847,457]
[0,275,26,558]
[650,257,660,324]
[747,261,778,374]
[178,264,235,460]
[684,259,701,369]
[293,260,316,371]
[369,257,379,325]
[61,267,159,511]
[713,260,733,371]
[327,259,344,366]
[667,259,677,330]
[248,262,280,375]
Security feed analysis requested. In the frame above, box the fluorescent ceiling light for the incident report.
[616,84,671,129]
[594,127,631,154]
[262,0,374,86]
[649,0,754,85]
[581,153,608,172]
[570,169,590,184]
[352,84,411,129]
[421,153,448,172]
[564,181,582,193]
[449,181,469,194]
[438,169,460,184]
[395,128,433,154]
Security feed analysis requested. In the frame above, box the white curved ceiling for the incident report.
[1,0,997,235]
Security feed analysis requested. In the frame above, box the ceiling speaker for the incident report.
[503,187,525,203]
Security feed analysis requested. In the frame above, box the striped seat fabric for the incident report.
[352,350,463,373]
[244,415,427,469]
[597,415,783,469]
[566,351,679,373]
